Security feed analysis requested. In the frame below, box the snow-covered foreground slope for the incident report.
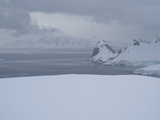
[0,74,160,120]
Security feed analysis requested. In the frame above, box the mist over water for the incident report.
[0,49,135,78]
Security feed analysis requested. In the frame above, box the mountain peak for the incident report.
[90,40,118,63]
[97,39,106,45]
[96,40,115,53]
[133,39,140,46]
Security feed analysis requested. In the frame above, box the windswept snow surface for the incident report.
[134,64,160,76]
[0,74,160,120]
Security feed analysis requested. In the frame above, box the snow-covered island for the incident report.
[90,39,160,77]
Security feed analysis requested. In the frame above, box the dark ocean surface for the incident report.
[0,49,137,78]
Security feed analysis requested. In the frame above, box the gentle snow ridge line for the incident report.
[0,74,160,120]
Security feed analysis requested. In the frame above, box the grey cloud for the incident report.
[0,1,38,34]
[1,0,160,36]
[10,0,160,27]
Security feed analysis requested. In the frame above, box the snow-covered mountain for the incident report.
[107,39,160,66]
[90,40,118,63]
[0,29,96,49]
[91,39,160,66]
[90,39,160,77]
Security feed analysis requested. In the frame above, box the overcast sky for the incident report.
[0,0,160,43]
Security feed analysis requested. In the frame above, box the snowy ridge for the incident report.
[108,39,160,66]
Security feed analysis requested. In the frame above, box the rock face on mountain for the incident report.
[90,40,118,63]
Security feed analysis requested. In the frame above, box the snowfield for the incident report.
[0,74,160,120]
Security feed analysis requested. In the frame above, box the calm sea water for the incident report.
[0,49,136,78]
